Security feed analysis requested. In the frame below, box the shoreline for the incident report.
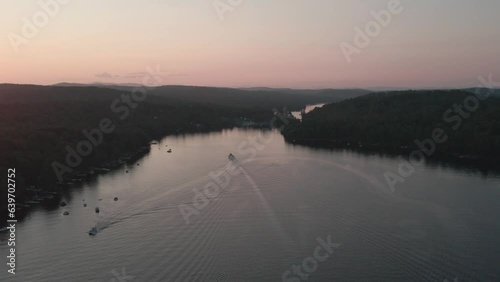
[285,138,500,174]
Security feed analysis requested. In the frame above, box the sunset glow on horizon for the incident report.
[1,0,499,89]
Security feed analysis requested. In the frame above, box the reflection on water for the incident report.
[1,128,499,281]
[291,103,325,120]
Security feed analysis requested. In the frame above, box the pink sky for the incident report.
[1,0,499,89]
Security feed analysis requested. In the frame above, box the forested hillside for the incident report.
[282,90,500,158]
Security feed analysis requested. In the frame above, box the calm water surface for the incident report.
[1,129,500,281]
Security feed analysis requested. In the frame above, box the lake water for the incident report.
[291,103,325,119]
[1,128,500,281]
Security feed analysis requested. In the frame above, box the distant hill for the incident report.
[149,86,370,110]
[53,82,144,88]
[238,87,368,94]
[282,90,500,158]
[49,83,370,110]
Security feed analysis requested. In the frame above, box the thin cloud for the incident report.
[95,72,114,79]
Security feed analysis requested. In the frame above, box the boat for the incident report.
[63,211,70,215]
[228,153,236,161]
[167,149,172,153]
[95,207,100,213]
[88,227,98,236]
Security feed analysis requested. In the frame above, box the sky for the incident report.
[1,0,500,89]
